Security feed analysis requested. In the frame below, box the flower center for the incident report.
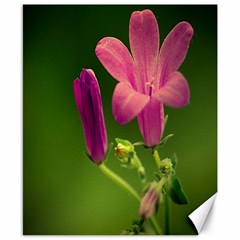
[145,81,155,96]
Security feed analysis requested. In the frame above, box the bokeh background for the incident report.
[23,5,217,235]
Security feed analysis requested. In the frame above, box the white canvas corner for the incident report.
[188,193,217,234]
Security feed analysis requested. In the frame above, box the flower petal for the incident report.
[154,71,190,108]
[95,37,136,87]
[137,99,164,147]
[129,9,159,93]
[112,82,150,124]
[158,21,194,86]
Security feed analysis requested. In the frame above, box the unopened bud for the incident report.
[159,158,174,175]
[115,143,132,160]
[139,184,159,219]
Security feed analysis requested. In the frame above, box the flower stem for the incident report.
[98,163,162,234]
[98,163,140,202]
[152,148,161,169]
[133,154,147,183]
[151,148,171,234]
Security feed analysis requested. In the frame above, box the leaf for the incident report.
[159,134,174,147]
[168,177,188,205]
[104,142,114,163]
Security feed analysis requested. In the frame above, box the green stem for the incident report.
[98,163,140,202]
[152,148,171,234]
[164,194,170,235]
[133,154,147,183]
[152,148,161,169]
[98,163,162,234]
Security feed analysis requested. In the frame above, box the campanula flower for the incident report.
[95,9,193,147]
[73,69,108,164]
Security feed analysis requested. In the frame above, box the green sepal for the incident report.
[154,172,161,182]
[168,177,188,205]
[83,142,113,164]
[133,141,149,149]
[159,134,174,147]
[133,141,145,146]
[104,142,113,163]
[83,150,93,162]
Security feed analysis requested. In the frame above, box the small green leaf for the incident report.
[168,177,188,205]
[159,134,174,147]
[154,172,161,181]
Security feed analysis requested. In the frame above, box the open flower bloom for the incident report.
[95,9,193,147]
[73,69,108,164]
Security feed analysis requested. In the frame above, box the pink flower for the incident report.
[73,69,108,164]
[96,9,193,147]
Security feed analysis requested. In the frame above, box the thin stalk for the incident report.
[133,154,147,183]
[98,163,162,234]
[98,163,140,201]
[151,148,171,234]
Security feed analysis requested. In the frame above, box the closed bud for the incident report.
[139,183,159,219]
[73,69,108,164]
[159,158,173,175]
[115,142,132,160]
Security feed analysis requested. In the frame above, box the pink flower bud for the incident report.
[73,69,108,164]
[139,186,159,219]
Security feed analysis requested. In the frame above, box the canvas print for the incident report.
[23,5,217,235]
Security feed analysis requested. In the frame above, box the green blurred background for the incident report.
[23,5,217,235]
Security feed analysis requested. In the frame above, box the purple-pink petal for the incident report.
[95,37,136,88]
[112,81,150,124]
[137,98,164,147]
[153,71,190,108]
[139,187,159,219]
[129,9,160,93]
[73,69,108,164]
[157,21,194,87]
